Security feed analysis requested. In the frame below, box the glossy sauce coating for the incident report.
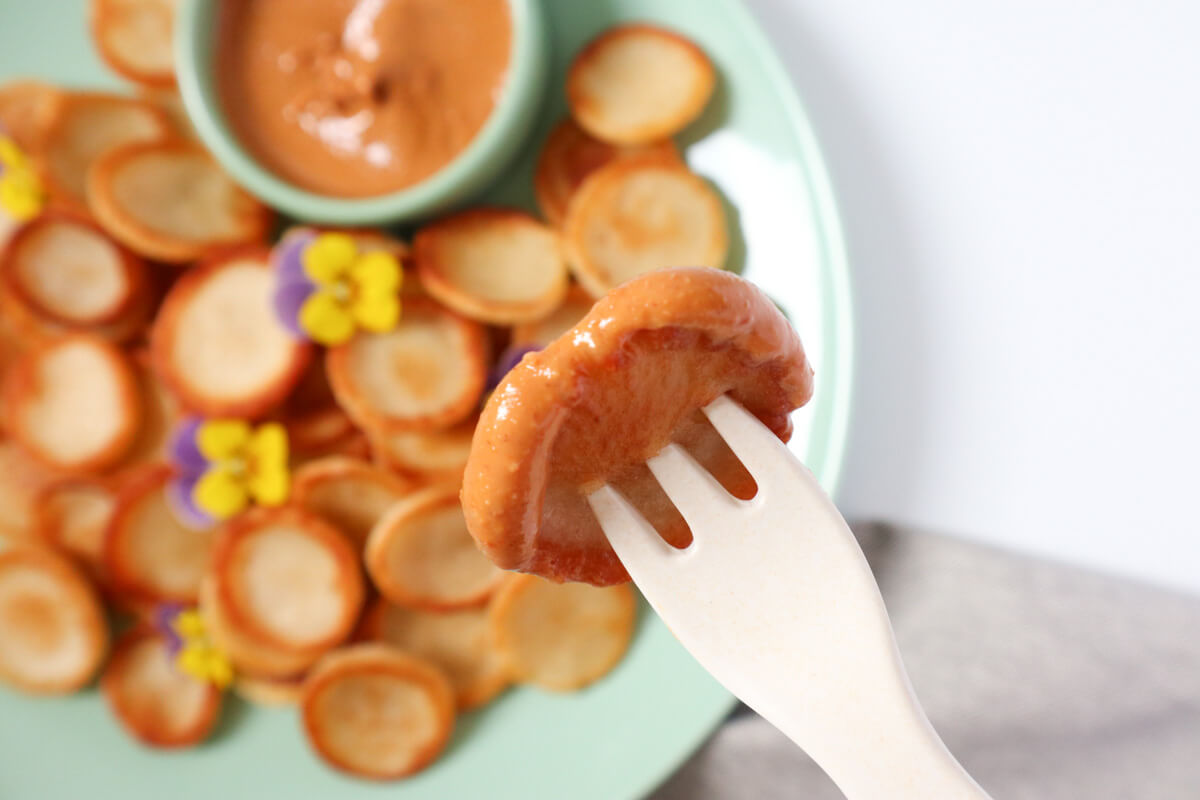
[462,268,813,585]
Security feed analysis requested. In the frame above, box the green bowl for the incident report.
[174,0,550,225]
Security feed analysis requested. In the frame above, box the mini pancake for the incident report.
[0,440,57,543]
[365,485,504,612]
[534,117,680,226]
[0,213,147,327]
[103,466,215,604]
[463,268,813,585]
[37,92,169,206]
[210,507,364,654]
[360,600,509,711]
[152,250,311,418]
[235,671,307,707]
[286,407,358,459]
[119,349,179,467]
[200,575,322,679]
[562,155,728,297]
[510,284,597,348]
[0,80,63,151]
[3,334,141,472]
[0,265,155,345]
[87,140,272,262]
[90,0,177,89]
[369,416,476,484]
[101,627,222,748]
[489,575,635,691]
[326,298,486,433]
[0,546,108,694]
[300,644,455,780]
[138,88,196,141]
[413,209,568,325]
[566,24,715,145]
[37,477,119,572]
[292,457,413,549]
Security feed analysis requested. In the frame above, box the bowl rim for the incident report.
[174,0,546,225]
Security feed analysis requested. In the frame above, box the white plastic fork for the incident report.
[588,395,992,800]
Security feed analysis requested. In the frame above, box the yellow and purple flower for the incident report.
[0,135,44,223]
[272,230,403,346]
[168,417,290,527]
[154,604,233,689]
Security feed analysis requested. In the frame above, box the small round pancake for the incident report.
[463,268,813,585]
[292,457,413,549]
[37,91,169,206]
[563,155,728,297]
[369,416,476,484]
[534,117,680,226]
[567,24,715,145]
[0,264,155,346]
[489,574,635,691]
[37,477,119,571]
[138,88,196,141]
[3,334,141,472]
[360,600,509,711]
[510,284,597,348]
[0,440,57,543]
[103,466,215,604]
[120,349,179,468]
[211,507,364,654]
[152,250,311,418]
[1,213,147,326]
[414,209,568,325]
[366,485,505,612]
[301,644,455,780]
[90,0,177,89]
[235,671,307,707]
[200,574,322,679]
[0,546,108,694]
[0,80,63,151]
[102,627,222,748]
[87,139,271,262]
[326,298,486,433]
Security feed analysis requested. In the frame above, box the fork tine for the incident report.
[646,443,743,532]
[702,394,794,480]
[587,484,679,567]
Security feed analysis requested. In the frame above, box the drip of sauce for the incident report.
[216,0,511,197]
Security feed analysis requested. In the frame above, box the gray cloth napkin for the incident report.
[651,523,1200,799]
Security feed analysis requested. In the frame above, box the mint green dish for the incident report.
[175,0,550,225]
[0,1,852,798]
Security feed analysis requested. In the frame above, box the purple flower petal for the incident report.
[272,229,318,287]
[166,475,215,531]
[488,344,542,390]
[169,418,208,476]
[153,604,187,656]
[273,281,315,339]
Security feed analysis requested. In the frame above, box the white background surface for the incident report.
[744,0,1200,593]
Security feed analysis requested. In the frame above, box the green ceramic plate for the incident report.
[0,1,852,798]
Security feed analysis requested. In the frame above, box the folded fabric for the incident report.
[653,523,1200,799]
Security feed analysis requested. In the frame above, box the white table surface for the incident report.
[745,0,1200,593]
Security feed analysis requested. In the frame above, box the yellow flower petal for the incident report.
[302,233,357,284]
[0,137,28,169]
[197,419,251,461]
[193,466,249,520]
[350,288,400,333]
[349,250,402,294]
[299,289,356,345]
[207,653,234,689]
[0,170,43,221]
[172,610,207,640]
[248,423,288,470]
[176,644,211,683]
[248,463,290,507]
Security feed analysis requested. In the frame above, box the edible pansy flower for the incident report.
[154,605,233,689]
[0,136,45,222]
[168,417,290,526]
[272,230,403,346]
[487,344,542,392]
